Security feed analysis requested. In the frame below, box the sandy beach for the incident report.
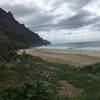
[23,48,100,67]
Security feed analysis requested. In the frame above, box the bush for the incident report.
[0,80,56,100]
[0,33,21,62]
[81,63,100,75]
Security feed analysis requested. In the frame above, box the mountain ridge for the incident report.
[0,8,51,48]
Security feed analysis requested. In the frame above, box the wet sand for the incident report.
[22,48,100,67]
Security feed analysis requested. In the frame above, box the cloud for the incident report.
[27,14,54,31]
[0,0,100,43]
[2,4,34,17]
[56,10,92,29]
[67,0,93,10]
[0,0,93,28]
[0,2,54,30]
[37,10,92,30]
[86,16,100,31]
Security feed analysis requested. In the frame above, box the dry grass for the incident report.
[58,80,81,97]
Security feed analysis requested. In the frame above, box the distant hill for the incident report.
[0,8,51,48]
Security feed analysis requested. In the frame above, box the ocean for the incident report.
[40,41,100,51]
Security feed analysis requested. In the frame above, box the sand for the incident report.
[20,48,100,67]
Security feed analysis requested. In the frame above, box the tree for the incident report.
[0,33,21,62]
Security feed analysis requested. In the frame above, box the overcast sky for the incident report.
[0,0,100,43]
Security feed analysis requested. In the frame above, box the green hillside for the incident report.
[0,32,100,100]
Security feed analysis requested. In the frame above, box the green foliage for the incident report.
[81,63,100,75]
[0,80,56,100]
[0,33,100,100]
[38,60,100,100]
[0,32,22,62]
[0,55,100,100]
[0,85,20,100]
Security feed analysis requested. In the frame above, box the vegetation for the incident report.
[80,63,100,75]
[38,60,100,100]
[0,80,56,100]
[0,32,100,100]
[0,32,22,62]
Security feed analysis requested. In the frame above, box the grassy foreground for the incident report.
[0,53,100,100]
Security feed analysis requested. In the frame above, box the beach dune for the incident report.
[24,48,100,67]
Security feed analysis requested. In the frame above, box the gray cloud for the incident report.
[87,16,100,31]
[49,0,92,13]
[57,10,92,29]
[2,4,36,17]
[1,3,54,31]
[11,5,34,17]
[92,23,100,31]
[37,10,92,30]
[27,14,54,31]
[68,0,93,10]
[1,0,100,43]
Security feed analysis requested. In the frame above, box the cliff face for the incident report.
[0,8,51,47]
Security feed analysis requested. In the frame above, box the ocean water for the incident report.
[40,41,100,51]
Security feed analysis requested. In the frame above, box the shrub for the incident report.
[0,80,56,100]
[81,63,100,75]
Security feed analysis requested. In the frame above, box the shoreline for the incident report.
[22,47,100,67]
